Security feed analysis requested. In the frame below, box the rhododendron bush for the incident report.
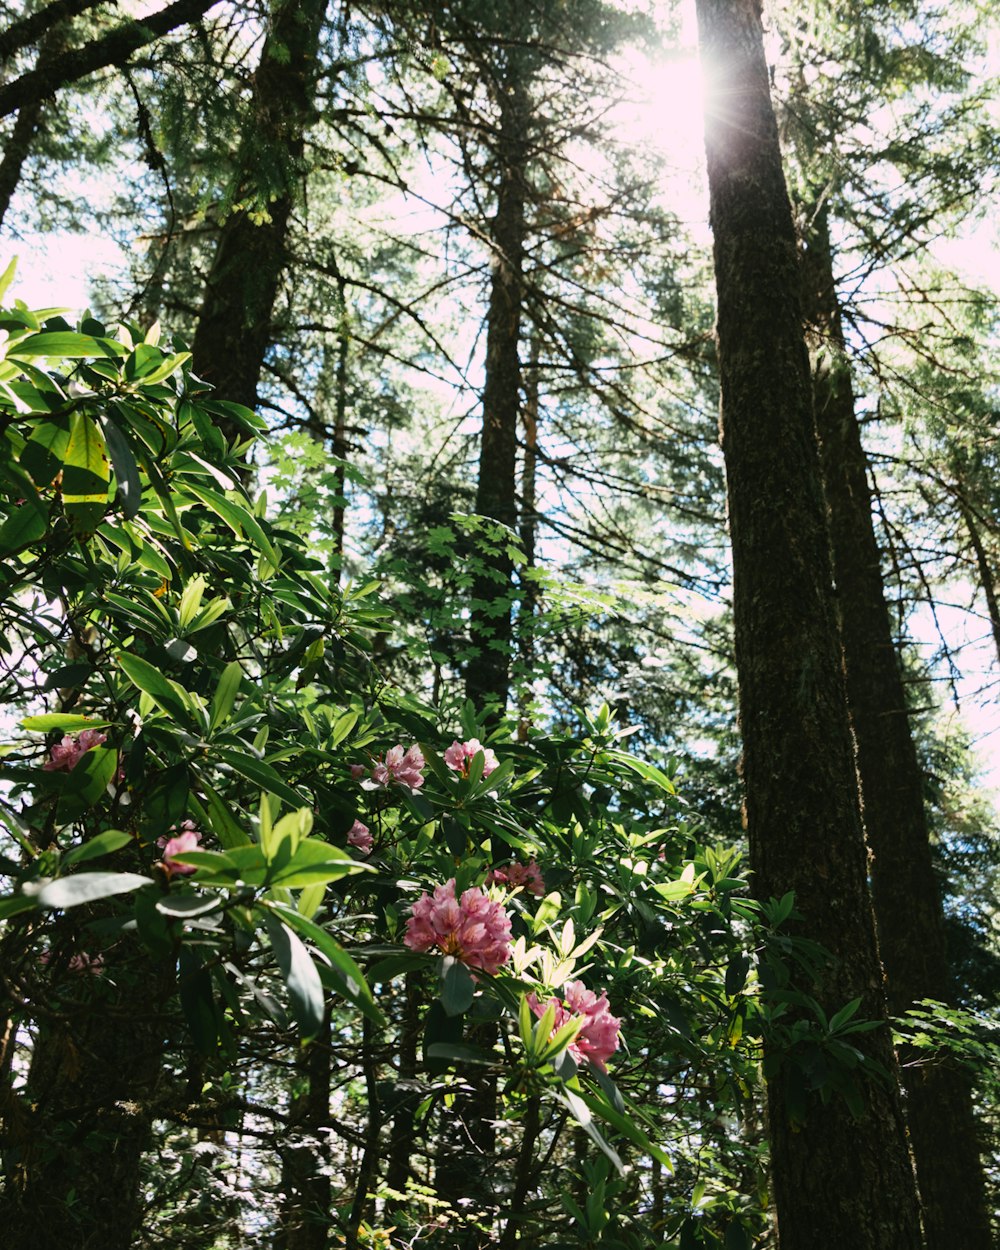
[0,292,791,1250]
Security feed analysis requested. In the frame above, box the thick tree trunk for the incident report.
[802,206,992,1250]
[465,73,529,716]
[0,958,168,1250]
[191,0,327,429]
[692,2,922,1247]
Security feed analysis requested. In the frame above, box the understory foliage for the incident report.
[0,280,939,1248]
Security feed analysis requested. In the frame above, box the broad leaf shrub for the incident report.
[0,278,891,1248]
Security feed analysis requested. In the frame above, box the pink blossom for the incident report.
[443,738,499,779]
[404,878,512,975]
[527,980,622,1072]
[370,744,425,790]
[43,729,107,772]
[350,763,366,780]
[67,951,105,975]
[157,820,201,876]
[347,819,373,855]
[487,858,545,897]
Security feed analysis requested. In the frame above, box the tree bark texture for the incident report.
[692,2,922,1247]
[0,0,219,120]
[0,956,168,1250]
[801,205,992,1250]
[0,0,108,64]
[275,1017,332,1250]
[465,72,529,716]
[0,28,67,230]
[191,0,327,427]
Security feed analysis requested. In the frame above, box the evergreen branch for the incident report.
[0,0,219,119]
[0,0,110,64]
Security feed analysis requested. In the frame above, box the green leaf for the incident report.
[572,1087,674,1172]
[100,416,143,519]
[191,779,251,849]
[62,829,132,866]
[0,894,39,920]
[0,257,17,302]
[37,871,151,909]
[7,331,124,360]
[182,481,280,570]
[118,652,192,723]
[21,713,111,733]
[141,351,190,385]
[0,496,47,555]
[606,749,676,794]
[177,575,207,629]
[209,661,242,732]
[725,1223,752,1250]
[215,748,310,811]
[62,412,110,531]
[425,1042,497,1065]
[829,997,863,1034]
[265,913,325,1040]
[266,902,384,1026]
[20,416,69,488]
[440,957,475,1017]
[155,893,225,919]
[554,1087,625,1175]
[268,838,360,890]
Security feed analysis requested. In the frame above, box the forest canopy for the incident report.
[0,0,999,1247]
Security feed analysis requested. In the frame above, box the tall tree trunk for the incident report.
[692,2,922,1247]
[191,0,327,431]
[465,72,529,716]
[802,205,992,1250]
[0,955,169,1250]
[516,336,540,727]
[956,491,1000,670]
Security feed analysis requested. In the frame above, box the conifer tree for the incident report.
[692,0,922,1243]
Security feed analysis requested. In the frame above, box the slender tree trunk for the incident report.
[516,336,540,725]
[957,492,1000,669]
[275,1018,332,1250]
[191,0,327,429]
[802,205,992,1250]
[692,2,922,1247]
[331,277,350,581]
[385,973,421,1214]
[465,71,529,716]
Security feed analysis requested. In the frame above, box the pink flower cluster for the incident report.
[157,821,201,876]
[404,879,513,975]
[353,744,425,791]
[347,819,373,855]
[444,737,499,779]
[486,858,545,897]
[43,729,107,772]
[528,981,622,1072]
[67,951,105,975]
